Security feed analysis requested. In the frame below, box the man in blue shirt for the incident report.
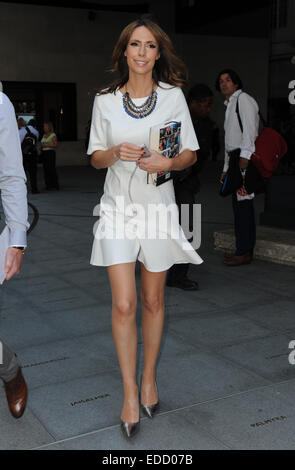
[0,91,30,418]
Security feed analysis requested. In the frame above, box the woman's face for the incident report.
[124,26,160,78]
[44,123,49,133]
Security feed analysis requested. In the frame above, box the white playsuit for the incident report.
[87,82,203,272]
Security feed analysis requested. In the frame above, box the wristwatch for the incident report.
[13,246,26,254]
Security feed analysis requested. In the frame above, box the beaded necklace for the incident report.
[122,83,157,119]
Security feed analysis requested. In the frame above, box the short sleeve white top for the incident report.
[87,82,203,272]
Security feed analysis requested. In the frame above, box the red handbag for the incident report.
[251,127,288,178]
[236,95,288,178]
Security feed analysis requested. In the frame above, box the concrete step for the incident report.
[214,226,295,267]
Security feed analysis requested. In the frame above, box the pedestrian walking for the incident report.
[0,91,30,419]
[87,17,203,439]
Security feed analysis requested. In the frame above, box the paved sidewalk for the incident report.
[0,162,295,450]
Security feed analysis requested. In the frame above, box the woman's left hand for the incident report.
[137,150,170,174]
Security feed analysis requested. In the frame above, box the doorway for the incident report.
[2,81,77,141]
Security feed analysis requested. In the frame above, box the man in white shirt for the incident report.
[18,117,39,143]
[0,91,30,418]
[216,69,260,266]
[18,117,40,194]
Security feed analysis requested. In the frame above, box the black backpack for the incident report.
[21,127,37,156]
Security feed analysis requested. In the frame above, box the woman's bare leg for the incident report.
[107,262,139,422]
[140,264,167,405]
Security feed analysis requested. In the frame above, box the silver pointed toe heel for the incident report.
[120,387,140,440]
[141,400,159,419]
[120,419,140,439]
[140,375,160,419]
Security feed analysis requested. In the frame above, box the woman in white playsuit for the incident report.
[87,17,203,440]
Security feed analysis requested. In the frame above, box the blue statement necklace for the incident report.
[123,84,157,119]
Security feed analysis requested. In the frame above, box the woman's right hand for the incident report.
[114,142,143,162]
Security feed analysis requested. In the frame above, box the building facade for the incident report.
[1,0,270,166]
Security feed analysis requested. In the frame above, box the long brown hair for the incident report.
[99,17,188,95]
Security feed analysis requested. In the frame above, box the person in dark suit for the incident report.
[167,83,219,290]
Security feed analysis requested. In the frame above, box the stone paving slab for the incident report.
[180,274,279,310]
[34,408,229,450]
[0,387,55,450]
[169,311,273,349]
[242,265,295,298]
[185,380,295,450]
[38,305,112,338]
[218,333,295,382]
[237,300,295,334]
[18,334,119,390]
[0,303,61,350]
[138,351,270,411]
[29,255,93,276]
[164,287,221,318]
[29,218,93,247]
[27,371,138,440]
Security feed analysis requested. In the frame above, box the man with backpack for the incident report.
[216,69,260,266]
[18,117,40,194]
